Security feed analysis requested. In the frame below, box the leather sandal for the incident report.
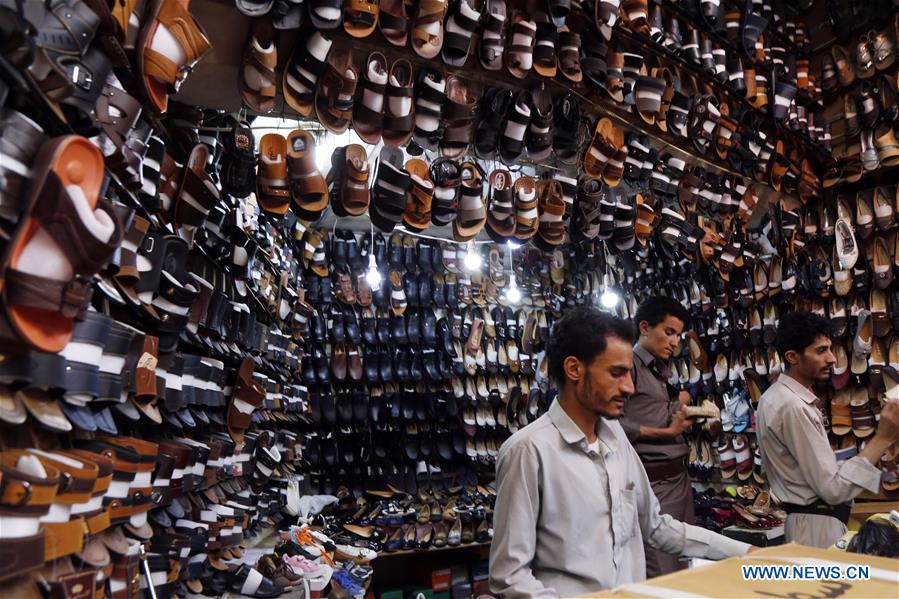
[344,0,379,37]
[328,144,370,217]
[512,176,538,242]
[413,67,446,152]
[452,162,486,241]
[480,0,506,70]
[0,136,120,353]
[553,94,581,165]
[439,76,478,159]
[485,169,515,243]
[379,0,411,45]
[533,179,566,249]
[382,59,415,147]
[505,12,537,79]
[430,158,462,226]
[314,47,357,134]
[286,129,328,219]
[256,133,291,215]
[411,0,448,59]
[442,0,481,67]
[353,51,389,144]
[532,19,559,78]
[527,90,553,162]
[371,147,410,232]
[283,31,332,117]
[137,0,211,114]
[239,21,277,113]
[403,159,434,232]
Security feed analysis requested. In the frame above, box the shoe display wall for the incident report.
[0,0,897,596]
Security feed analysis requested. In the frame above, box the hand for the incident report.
[678,390,691,406]
[874,401,899,443]
[667,411,695,437]
[745,546,762,554]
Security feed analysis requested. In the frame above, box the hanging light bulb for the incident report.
[365,253,382,287]
[464,240,482,272]
[505,273,521,304]
[599,272,620,309]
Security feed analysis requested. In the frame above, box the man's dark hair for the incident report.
[545,306,633,385]
[775,311,831,362]
[634,296,690,329]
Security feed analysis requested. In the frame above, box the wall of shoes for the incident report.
[1,0,898,597]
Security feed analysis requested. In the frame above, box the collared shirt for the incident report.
[619,344,688,462]
[488,400,750,598]
[756,374,881,507]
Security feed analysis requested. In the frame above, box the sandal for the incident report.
[584,117,621,181]
[256,133,291,215]
[553,94,580,165]
[0,136,120,352]
[452,162,486,241]
[371,147,410,232]
[382,59,415,147]
[239,20,277,113]
[353,51,389,144]
[513,176,538,242]
[440,76,478,159]
[328,144,370,217]
[413,67,447,152]
[344,0,379,37]
[309,0,343,29]
[411,0,448,59]
[479,0,507,70]
[573,176,605,241]
[557,27,582,82]
[504,13,537,79]
[532,19,558,78]
[474,87,512,158]
[404,159,434,232]
[172,143,220,245]
[379,0,411,45]
[287,129,328,220]
[283,31,333,117]
[499,91,532,165]
[314,47,358,134]
[534,179,566,249]
[547,0,570,27]
[485,168,516,243]
[137,0,211,113]
[219,118,256,199]
[442,0,482,67]
[527,90,553,162]
[430,158,462,226]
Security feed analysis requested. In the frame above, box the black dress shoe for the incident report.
[433,275,446,308]
[312,309,326,340]
[423,349,441,381]
[332,232,348,269]
[347,233,363,271]
[445,277,458,309]
[314,345,331,383]
[388,233,403,269]
[405,272,419,307]
[379,349,393,381]
[431,243,444,273]
[409,346,423,381]
[418,240,433,273]
[395,349,411,381]
[493,307,506,338]
[377,314,392,344]
[373,276,389,308]
[407,310,421,344]
[320,393,337,425]
[344,306,361,343]
[364,349,380,382]
[403,237,417,273]
[438,318,454,354]
[422,310,437,348]
[330,307,346,343]
[392,313,409,344]
[419,276,432,305]
[362,311,377,345]
[337,395,354,423]
[374,233,387,269]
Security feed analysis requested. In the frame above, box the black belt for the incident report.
[642,456,688,482]
[782,501,851,525]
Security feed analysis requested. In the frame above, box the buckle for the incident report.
[69,64,93,91]
[61,277,92,319]
[12,479,32,506]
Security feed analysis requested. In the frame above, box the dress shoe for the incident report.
[344,306,361,342]
[392,313,408,344]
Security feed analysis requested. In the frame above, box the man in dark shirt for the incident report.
[620,296,695,578]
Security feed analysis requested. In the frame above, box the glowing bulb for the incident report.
[365,254,382,287]
[600,289,620,309]
[506,274,521,304]
[506,240,521,250]
[464,241,482,272]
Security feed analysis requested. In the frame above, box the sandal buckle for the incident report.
[69,64,93,91]
[61,277,92,319]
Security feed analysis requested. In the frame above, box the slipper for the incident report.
[287,129,328,220]
[411,0,448,59]
[0,136,120,352]
[283,31,333,117]
[379,0,411,45]
[256,133,291,215]
[344,0,379,37]
[239,21,277,113]
[553,94,580,164]
[137,0,211,114]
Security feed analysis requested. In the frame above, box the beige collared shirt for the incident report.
[489,400,750,597]
[756,374,881,507]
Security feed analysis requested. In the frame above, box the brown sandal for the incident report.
[452,162,486,242]
[382,59,415,147]
[379,0,411,46]
[403,159,434,232]
[227,357,265,445]
[353,52,388,145]
[534,179,566,249]
[439,76,478,159]
[411,0,448,59]
[485,168,516,243]
[287,130,328,220]
[344,0,379,37]
[513,175,538,242]
[239,21,277,113]
[256,133,291,215]
[328,144,370,217]
[314,47,358,134]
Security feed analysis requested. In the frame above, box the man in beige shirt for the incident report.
[489,307,751,597]
[757,312,899,548]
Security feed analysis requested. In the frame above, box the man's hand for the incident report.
[667,411,695,437]
[678,390,691,406]
[874,401,899,443]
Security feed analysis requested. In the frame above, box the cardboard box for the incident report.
[432,568,452,592]
[581,543,899,598]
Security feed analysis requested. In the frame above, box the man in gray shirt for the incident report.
[489,307,751,597]
[756,312,899,548]
[620,296,695,577]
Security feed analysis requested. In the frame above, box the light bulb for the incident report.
[506,240,521,250]
[505,275,521,304]
[365,254,382,287]
[600,288,620,309]
[464,241,482,272]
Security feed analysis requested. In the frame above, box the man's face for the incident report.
[792,335,836,382]
[640,315,685,362]
[569,337,635,419]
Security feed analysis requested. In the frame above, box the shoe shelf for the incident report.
[375,540,491,558]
